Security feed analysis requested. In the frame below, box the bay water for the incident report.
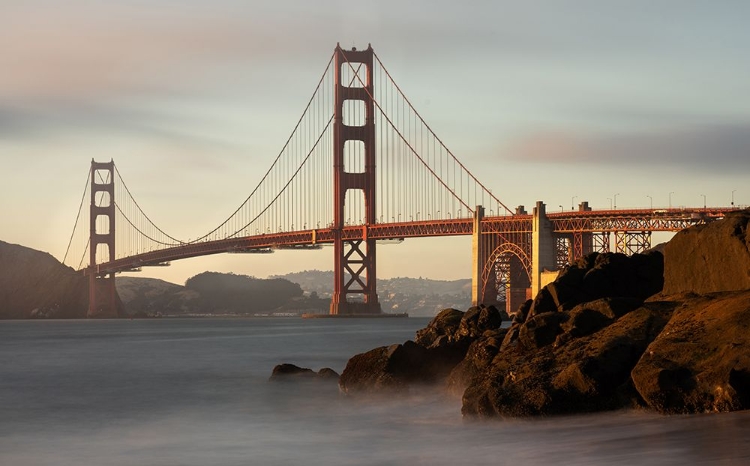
[1,318,749,465]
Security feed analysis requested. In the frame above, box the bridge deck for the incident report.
[89,207,739,276]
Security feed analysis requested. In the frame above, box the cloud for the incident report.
[501,123,750,173]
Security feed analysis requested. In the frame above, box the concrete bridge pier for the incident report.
[471,206,500,307]
[532,201,557,298]
[507,255,531,315]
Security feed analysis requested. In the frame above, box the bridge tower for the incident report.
[330,44,381,315]
[88,159,118,318]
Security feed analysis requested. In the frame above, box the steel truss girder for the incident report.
[614,231,652,255]
[555,236,572,268]
[480,232,532,305]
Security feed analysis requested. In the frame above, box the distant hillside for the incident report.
[117,270,471,317]
[275,270,471,296]
[116,272,324,316]
[0,240,88,319]
[116,276,190,316]
[273,270,472,316]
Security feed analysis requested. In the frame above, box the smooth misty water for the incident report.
[1,319,749,465]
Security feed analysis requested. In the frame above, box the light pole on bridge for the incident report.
[559,205,564,212]
[614,193,620,210]
[571,195,578,211]
[646,195,653,210]
[701,194,706,210]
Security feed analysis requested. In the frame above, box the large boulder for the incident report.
[525,251,663,321]
[462,304,672,417]
[340,305,505,394]
[414,308,464,347]
[269,363,339,382]
[631,290,750,414]
[663,209,750,295]
[446,328,508,395]
[339,341,430,394]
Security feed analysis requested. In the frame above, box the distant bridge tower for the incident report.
[330,44,381,315]
[88,159,118,317]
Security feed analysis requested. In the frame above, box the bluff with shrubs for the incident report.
[0,240,88,318]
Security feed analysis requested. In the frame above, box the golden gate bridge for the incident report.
[61,44,739,317]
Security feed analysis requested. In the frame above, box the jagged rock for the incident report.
[462,305,672,417]
[415,308,463,347]
[340,305,506,395]
[456,305,503,340]
[527,286,556,318]
[446,328,508,395]
[518,312,568,350]
[559,297,643,340]
[511,299,532,324]
[549,251,663,312]
[339,341,427,393]
[317,367,340,380]
[269,363,316,380]
[632,290,750,414]
[663,209,750,294]
[269,364,340,382]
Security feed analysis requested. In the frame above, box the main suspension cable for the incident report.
[62,169,92,265]
[373,52,513,215]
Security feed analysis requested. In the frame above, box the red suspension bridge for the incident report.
[62,44,739,317]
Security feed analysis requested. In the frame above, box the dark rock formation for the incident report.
[446,328,507,396]
[462,304,672,416]
[339,305,504,394]
[462,210,750,417]
[317,367,341,380]
[339,210,750,417]
[526,251,663,319]
[632,290,750,413]
[663,209,750,295]
[269,363,339,381]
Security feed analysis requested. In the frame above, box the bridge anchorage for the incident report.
[62,44,742,318]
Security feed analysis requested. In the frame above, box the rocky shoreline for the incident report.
[332,209,750,417]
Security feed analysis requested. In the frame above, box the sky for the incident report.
[1,0,749,285]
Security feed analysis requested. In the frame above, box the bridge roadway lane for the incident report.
[89,207,739,276]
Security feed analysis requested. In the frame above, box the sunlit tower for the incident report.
[330,44,381,315]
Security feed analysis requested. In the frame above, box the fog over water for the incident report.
[1,318,749,465]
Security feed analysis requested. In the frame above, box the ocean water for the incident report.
[1,318,749,466]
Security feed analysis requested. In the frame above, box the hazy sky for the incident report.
[1,0,749,284]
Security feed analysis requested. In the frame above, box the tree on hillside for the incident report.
[185,272,303,313]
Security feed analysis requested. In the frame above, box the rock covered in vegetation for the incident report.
[663,209,750,294]
[338,305,504,394]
